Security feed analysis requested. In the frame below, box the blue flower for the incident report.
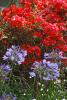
[1,64,11,73]
[0,93,17,100]
[3,45,27,65]
[29,72,36,78]
[30,59,60,80]
[0,64,11,80]
[0,64,11,74]
[44,51,67,60]
[44,53,52,59]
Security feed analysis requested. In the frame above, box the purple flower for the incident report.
[30,59,60,80]
[0,64,11,80]
[0,64,11,74]
[3,45,27,65]
[44,53,52,59]
[44,51,67,60]
[1,64,11,73]
[29,72,36,78]
[0,93,17,100]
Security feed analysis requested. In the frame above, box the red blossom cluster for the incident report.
[20,44,41,65]
[0,0,67,65]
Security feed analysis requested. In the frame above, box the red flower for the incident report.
[37,1,45,10]
[62,45,67,52]
[33,46,41,56]
[23,57,36,65]
[2,38,8,46]
[10,4,17,15]
[57,34,63,41]
[10,15,26,28]
[2,8,10,17]
[43,37,56,47]
[10,15,22,27]
[33,32,42,38]
[21,44,41,57]
[64,36,67,44]
[17,7,23,16]
[0,32,3,39]
[4,16,10,22]
[23,58,29,65]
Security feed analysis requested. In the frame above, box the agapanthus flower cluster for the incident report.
[0,93,17,100]
[29,59,60,80]
[3,45,27,65]
[0,64,11,80]
[44,50,67,60]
